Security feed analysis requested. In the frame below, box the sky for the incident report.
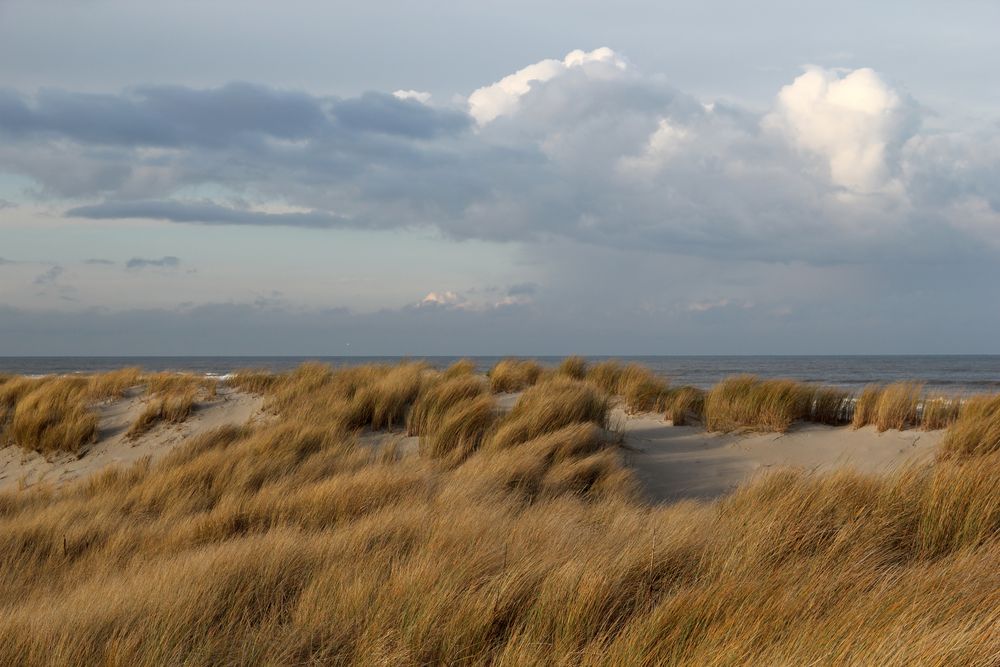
[1,0,999,355]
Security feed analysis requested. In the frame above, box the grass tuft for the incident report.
[920,395,963,431]
[852,384,882,429]
[939,394,1000,458]
[556,356,588,380]
[619,364,670,414]
[126,390,198,439]
[873,382,923,432]
[487,378,610,451]
[488,359,543,393]
[407,374,487,437]
[663,386,706,425]
[7,378,98,454]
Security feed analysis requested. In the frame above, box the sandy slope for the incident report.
[620,409,943,502]
[0,387,263,492]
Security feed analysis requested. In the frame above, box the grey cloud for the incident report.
[0,83,469,149]
[507,282,538,296]
[68,200,343,228]
[0,55,998,264]
[33,264,63,285]
[0,198,15,209]
[332,92,471,138]
[126,256,180,269]
[83,258,115,265]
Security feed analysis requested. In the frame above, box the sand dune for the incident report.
[0,386,263,492]
[620,409,943,502]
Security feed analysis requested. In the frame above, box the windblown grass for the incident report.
[874,381,923,432]
[0,361,996,664]
[488,358,543,393]
[407,374,487,437]
[443,358,477,379]
[705,375,812,432]
[86,366,142,400]
[940,394,1000,458]
[227,368,282,394]
[811,386,851,424]
[852,384,882,429]
[7,378,98,454]
[421,394,498,464]
[704,376,852,432]
[585,359,625,394]
[619,364,670,414]
[663,386,706,425]
[556,355,587,380]
[126,390,198,439]
[487,378,610,451]
[921,395,963,431]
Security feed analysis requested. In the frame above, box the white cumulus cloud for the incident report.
[467,47,628,125]
[765,67,918,193]
[392,89,432,104]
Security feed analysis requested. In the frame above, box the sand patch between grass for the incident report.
[0,386,263,491]
[621,409,943,502]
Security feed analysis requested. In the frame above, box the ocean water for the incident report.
[2,356,999,394]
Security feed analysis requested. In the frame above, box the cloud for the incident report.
[83,258,115,265]
[393,90,432,104]
[419,291,465,307]
[0,199,15,210]
[764,67,919,193]
[126,256,180,269]
[0,51,997,265]
[33,265,63,285]
[468,47,628,125]
[67,200,343,228]
[506,282,538,296]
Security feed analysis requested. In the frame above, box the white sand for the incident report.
[0,387,263,492]
[620,409,943,503]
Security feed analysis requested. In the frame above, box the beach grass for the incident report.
[488,358,544,393]
[940,394,1000,458]
[0,361,994,663]
[126,389,199,439]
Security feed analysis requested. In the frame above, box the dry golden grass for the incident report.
[921,395,963,431]
[619,364,671,414]
[126,390,198,439]
[663,386,706,425]
[852,383,882,429]
[407,374,487,436]
[421,394,498,464]
[585,359,625,394]
[940,394,1000,458]
[7,377,98,454]
[0,365,1000,667]
[0,361,997,664]
[487,378,610,451]
[488,358,543,392]
[704,375,812,432]
[557,355,588,380]
[874,381,924,432]
[227,368,282,394]
[86,366,142,400]
[811,386,851,425]
[704,376,854,432]
[443,358,477,378]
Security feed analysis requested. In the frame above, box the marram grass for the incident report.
[0,361,994,664]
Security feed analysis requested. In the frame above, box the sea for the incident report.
[2,356,1000,395]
